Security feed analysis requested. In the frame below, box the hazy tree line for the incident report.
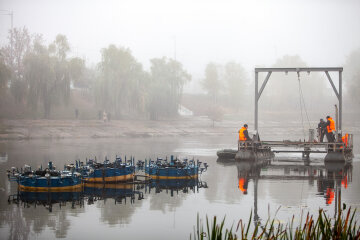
[265,54,360,118]
[1,27,359,121]
[344,49,360,108]
[201,53,360,124]
[0,27,190,120]
[201,62,248,125]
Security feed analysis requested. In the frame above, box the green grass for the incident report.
[190,208,360,240]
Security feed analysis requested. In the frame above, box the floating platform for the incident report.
[144,156,208,180]
[10,162,83,192]
[261,140,353,162]
[217,139,353,162]
[216,149,237,159]
[217,148,274,161]
[18,175,83,192]
[79,157,135,183]
[235,145,274,161]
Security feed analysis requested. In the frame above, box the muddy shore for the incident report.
[1,117,358,142]
[0,118,239,140]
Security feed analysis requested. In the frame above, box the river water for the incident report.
[0,125,359,239]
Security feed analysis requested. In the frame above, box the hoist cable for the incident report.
[297,72,306,138]
[297,74,311,129]
[297,72,311,210]
[297,72,312,141]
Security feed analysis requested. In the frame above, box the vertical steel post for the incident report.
[10,11,13,61]
[254,177,258,222]
[339,70,342,135]
[335,104,339,142]
[255,71,259,137]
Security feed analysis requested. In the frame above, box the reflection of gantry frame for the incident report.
[254,67,343,137]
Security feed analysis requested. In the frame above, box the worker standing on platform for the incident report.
[325,116,335,142]
[342,133,349,147]
[239,124,252,142]
[317,118,327,142]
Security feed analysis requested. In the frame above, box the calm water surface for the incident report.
[0,129,359,239]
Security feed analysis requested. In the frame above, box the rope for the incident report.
[297,72,306,138]
[296,72,309,215]
[297,72,311,139]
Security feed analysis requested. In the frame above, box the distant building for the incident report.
[178,105,193,116]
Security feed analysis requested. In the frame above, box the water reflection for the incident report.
[0,136,358,240]
[146,179,207,196]
[4,191,84,239]
[145,179,208,217]
[5,178,208,238]
[12,191,83,212]
[218,158,353,224]
[84,183,144,205]
[0,152,8,163]
[86,183,145,226]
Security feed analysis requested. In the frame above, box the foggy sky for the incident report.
[1,0,360,93]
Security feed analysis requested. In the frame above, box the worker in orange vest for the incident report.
[325,116,335,142]
[342,133,349,147]
[239,124,252,141]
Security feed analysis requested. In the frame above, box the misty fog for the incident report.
[0,0,359,130]
[1,1,360,240]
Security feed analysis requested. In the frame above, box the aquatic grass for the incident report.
[191,214,237,240]
[190,208,360,239]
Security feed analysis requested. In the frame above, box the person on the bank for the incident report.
[325,115,335,142]
[103,110,108,122]
[239,124,252,141]
[317,118,327,142]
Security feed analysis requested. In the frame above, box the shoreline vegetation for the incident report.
[191,208,360,240]
[1,28,359,136]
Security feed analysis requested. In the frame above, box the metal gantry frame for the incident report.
[254,67,343,140]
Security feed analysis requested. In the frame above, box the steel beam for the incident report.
[257,71,272,100]
[325,71,340,100]
[255,67,343,73]
[253,67,343,139]
[339,70,342,132]
[255,71,259,134]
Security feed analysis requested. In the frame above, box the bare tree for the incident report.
[148,57,191,119]
[224,61,248,111]
[24,34,74,118]
[96,45,147,118]
[202,62,221,104]
[0,27,32,102]
[0,56,11,95]
[344,49,360,110]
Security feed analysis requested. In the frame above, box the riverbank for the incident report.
[1,117,359,141]
[0,118,237,140]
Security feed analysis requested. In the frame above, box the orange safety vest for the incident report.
[239,178,246,193]
[239,127,247,141]
[342,175,348,189]
[327,117,335,133]
[326,188,334,205]
[342,133,349,147]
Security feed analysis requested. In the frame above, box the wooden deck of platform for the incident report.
[236,139,353,160]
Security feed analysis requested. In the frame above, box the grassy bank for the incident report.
[191,208,360,240]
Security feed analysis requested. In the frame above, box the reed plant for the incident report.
[190,208,360,240]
